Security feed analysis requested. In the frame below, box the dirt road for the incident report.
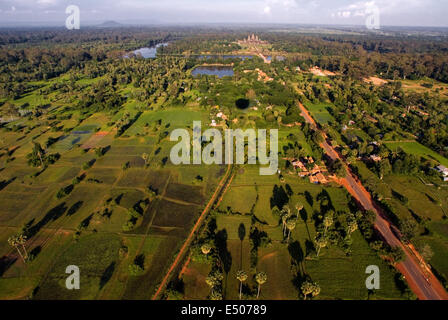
[151,164,233,300]
[298,101,448,300]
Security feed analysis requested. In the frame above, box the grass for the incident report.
[384,141,448,167]
[304,102,335,124]
[34,233,121,300]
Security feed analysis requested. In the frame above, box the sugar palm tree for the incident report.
[311,282,321,299]
[210,289,223,300]
[301,281,320,300]
[201,243,212,255]
[315,236,328,257]
[141,153,149,166]
[301,281,313,300]
[281,205,291,236]
[17,234,28,259]
[346,220,358,235]
[255,272,267,299]
[295,201,304,214]
[206,275,217,288]
[236,270,248,300]
[7,235,25,262]
[286,219,297,242]
[323,213,334,237]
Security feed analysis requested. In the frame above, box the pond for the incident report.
[192,66,234,78]
[129,42,169,59]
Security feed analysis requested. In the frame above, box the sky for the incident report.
[0,0,447,27]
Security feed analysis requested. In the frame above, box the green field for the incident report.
[384,141,448,167]
[304,102,335,124]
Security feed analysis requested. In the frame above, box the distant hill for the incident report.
[96,21,123,28]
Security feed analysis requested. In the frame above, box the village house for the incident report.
[370,155,382,162]
[435,165,448,181]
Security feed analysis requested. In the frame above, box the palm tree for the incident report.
[236,270,248,300]
[315,236,328,257]
[33,142,45,167]
[141,153,149,166]
[205,275,217,288]
[7,235,25,262]
[255,272,267,299]
[286,219,296,242]
[210,289,223,300]
[301,281,314,300]
[302,281,321,300]
[281,205,291,236]
[295,201,304,214]
[201,243,212,255]
[346,220,358,235]
[311,282,321,298]
[17,234,28,259]
[323,213,334,237]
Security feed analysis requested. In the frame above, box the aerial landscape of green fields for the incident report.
[0,0,448,304]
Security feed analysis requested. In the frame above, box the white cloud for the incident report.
[37,0,59,5]
[338,11,351,18]
[263,5,271,14]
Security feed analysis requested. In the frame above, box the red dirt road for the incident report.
[152,164,233,300]
[298,102,448,300]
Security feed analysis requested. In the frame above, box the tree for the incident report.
[255,271,267,299]
[281,205,291,237]
[2,102,19,120]
[301,280,320,300]
[399,218,418,243]
[331,159,346,178]
[206,275,218,288]
[142,152,149,166]
[8,235,26,263]
[286,219,297,242]
[295,201,304,213]
[315,236,328,257]
[17,234,28,259]
[378,159,392,180]
[301,281,313,300]
[201,243,212,255]
[323,213,334,237]
[418,243,434,262]
[236,270,248,300]
[210,289,223,300]
[311,282,321,299]
[346,220,358,235]
[390,247,405,264]
[27,142,46,167]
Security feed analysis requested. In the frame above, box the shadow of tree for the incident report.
[67,201,83,217]
[28,202,68,237]
[305,239,316,257]
[0,255,17,277]
[215,229,232,274]
[270,185,289,209]
[304,191,313,207]
[100,261,116,289]
[238,223,246,269]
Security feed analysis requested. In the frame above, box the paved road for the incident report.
[298,101,448,300]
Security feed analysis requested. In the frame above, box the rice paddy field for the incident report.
[0,85,226,299]
[183,163,408,300]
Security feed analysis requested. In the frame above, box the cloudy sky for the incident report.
[0,0,447,27]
